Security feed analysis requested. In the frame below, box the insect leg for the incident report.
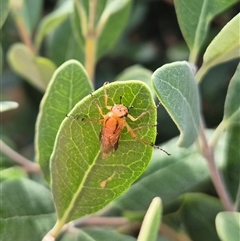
[103,82,112,110]
[124,122,170,155]
[66,114,103,123]
[89,92,105,118]
[127,102,162,122]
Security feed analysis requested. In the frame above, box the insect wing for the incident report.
[100,126,121,159]
[100,115,126,159]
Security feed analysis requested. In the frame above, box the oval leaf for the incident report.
[7,43,56,92]
[152,61,200,147]
[137,197,162,241]
[201,14,240,72]
[51,81,157,224]
[35,60,92,182]
[174,0,239,62]
[223,63,240,123]
[216,211,240,241]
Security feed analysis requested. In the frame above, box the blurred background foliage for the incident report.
[1,0,239,163]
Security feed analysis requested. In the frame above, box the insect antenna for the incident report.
[151,143,171,156]
[119,96,123,104]
[66,114,87,121]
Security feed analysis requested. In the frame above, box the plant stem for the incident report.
[209,119,227,148]
[234,183,240,211]
[74,216,191,241]
[85,0,98,84]
[11,2,36,53]
[199,120,234,211]
[85,35,97,84]
[0,139,40,173]
[15,15,35,53]
[74,216,129,227]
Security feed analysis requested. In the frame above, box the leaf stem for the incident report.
[73,216,191,241]
[189,50,198,65]
[209,119,228,148]
[85,0,98,84]
[0,139,40,173]
[11,1,36,54]
[198,120,234,211]
[234,182,240,211]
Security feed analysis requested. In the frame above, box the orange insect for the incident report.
[68,82,170,159]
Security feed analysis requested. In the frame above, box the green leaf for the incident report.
[61,227,136,241]
[35,60,92,182]
[0,0,10,28]
[180,193,223,241]
[34,0,73,51]
[70,0,88,50]
[223,63,240,123]
[10,0,43,34]
[0,178,56,241]
[137,197,162,241]
[0,101,19,112]
[216,211,240,241]
[0,43,2,74]
[224,124,240,207]
[152,61,200,147]
[22,0,43,33]
[46,18,84,66]
[51,81,156,224]
[197,14,240,80]
[97,0,131,59]
[71,0,131,60]
[113,130,226,211]
[7,43,56,92]
[174,0,239,62]
[115,65,155,97]
[0,166,27,181]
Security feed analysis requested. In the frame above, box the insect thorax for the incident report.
[111,104,128,118]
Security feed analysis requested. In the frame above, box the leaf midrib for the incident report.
[159,77,199,137]
[59,149,101,223]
